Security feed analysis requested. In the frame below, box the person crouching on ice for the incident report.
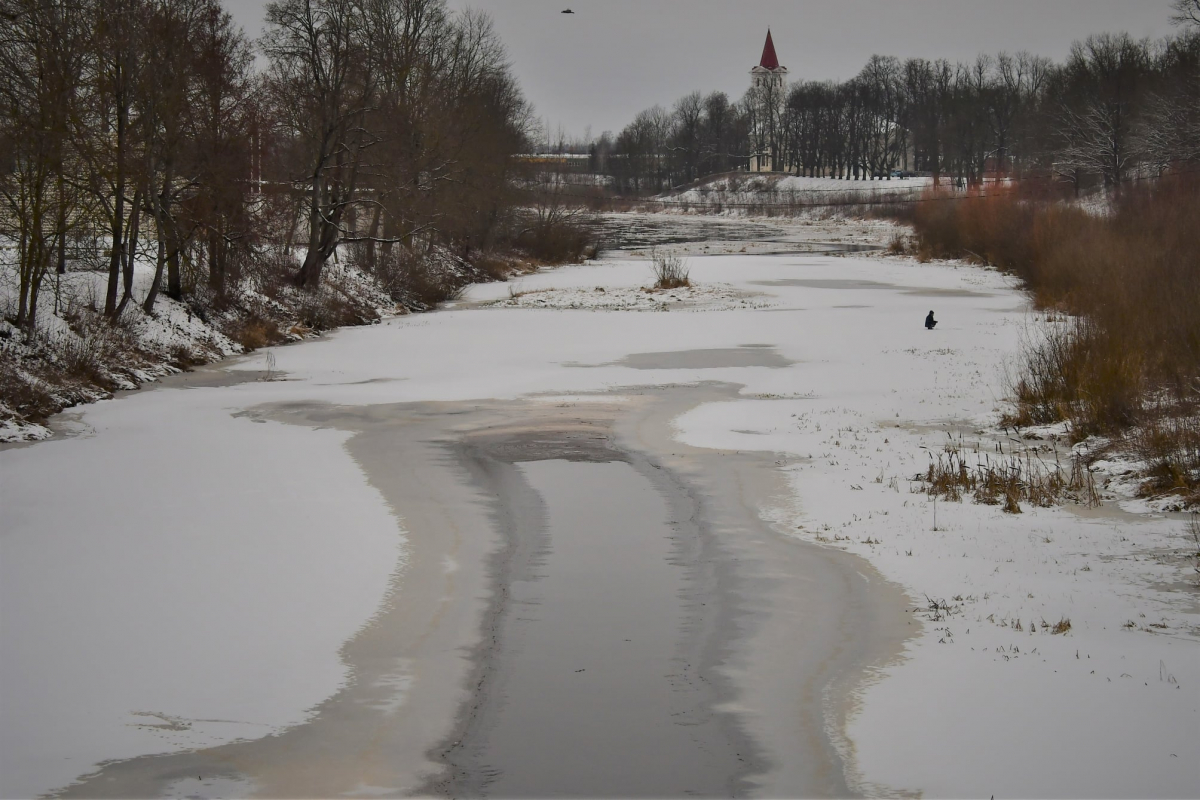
[925,310,937,329]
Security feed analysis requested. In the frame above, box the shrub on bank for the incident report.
[515,213,597,265]
[909,176,1200,502]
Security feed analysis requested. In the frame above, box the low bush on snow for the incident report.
[516,213,597,265]
[650,249,690,289]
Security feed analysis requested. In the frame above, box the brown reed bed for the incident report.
[907,174,1200,505]
[917,434,1100,513]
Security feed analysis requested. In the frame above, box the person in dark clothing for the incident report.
[925,310,937,329]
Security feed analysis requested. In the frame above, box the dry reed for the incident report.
[910,175,1200,503]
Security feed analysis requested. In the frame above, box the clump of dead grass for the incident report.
[918,435,1099,513]
[53,314,134,386]
[0,347,59,423]
[650,249,690,289]
[1126,406,1200,504]
[886,232,910,255]
[229,316,283,352]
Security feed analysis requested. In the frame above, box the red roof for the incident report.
[759,29,780,70]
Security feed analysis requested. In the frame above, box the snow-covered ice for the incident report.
[1,390,402,798]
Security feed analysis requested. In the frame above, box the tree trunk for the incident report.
[294,176,326,289]
[364,205,382,273]
[283,193,303,254]
[143,232,166,313]
[380,213,395,259]
[56,175,68,275]
[105,191,125,316]
[295,231,325,289]
[105,96,128,317]
[145,173,172,312]
[27,237,47,332]
[16,227,30,328]
[207,227,225,295]
[115,187,142,317]
[157,167,183,302]
[166,243,182,300]
[57,227,66,275]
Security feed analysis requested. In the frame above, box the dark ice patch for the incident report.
[616,346,793,370]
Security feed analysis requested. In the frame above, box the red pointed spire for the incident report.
[759,29,780,70]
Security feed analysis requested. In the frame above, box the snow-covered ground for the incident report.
[0,235,410,443]
[2,226,1196,797]
[0,260,246,442]
[481,281,770,312]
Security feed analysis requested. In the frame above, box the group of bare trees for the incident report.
[1049,30,1200,190]
[603,15,1200,194]
[0,0,254,331]
[780,51,1056,185]
[263,0,529,291]
[599,91,749,194]
[0,0,530,333]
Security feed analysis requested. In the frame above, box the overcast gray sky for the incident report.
[224,0,1178,139]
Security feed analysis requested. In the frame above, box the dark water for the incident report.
[591,213,882,254]
[458,459,745,797]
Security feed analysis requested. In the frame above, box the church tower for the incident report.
[750,29,787,91]
[749,30,788,173]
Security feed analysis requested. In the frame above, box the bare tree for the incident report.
[1137,29,1200,171]
[991,51,1051,176]
[0,0,86,331]
[184,0,254,302]
[262,0,528,287]
[669,91,704,184]
[857,55,905,178]
[262,0,380,290]
[1053,34,1151,188]
[73,0,148,317]
[698,91,746,174]
[1171,0,1200,28]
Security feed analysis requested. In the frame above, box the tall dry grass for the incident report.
[910,175,1200,501]
[650,249,690,289]
[918,435,1099,513]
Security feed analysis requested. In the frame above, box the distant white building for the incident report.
[749,30,788,173]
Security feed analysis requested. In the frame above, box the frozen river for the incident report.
[3,218,1196,798]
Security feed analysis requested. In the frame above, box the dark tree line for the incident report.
[0,0,263,330]
[0,0,531,333]
[603,18,1200,194]
[262,0,530,290]
[599,91,750,194]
